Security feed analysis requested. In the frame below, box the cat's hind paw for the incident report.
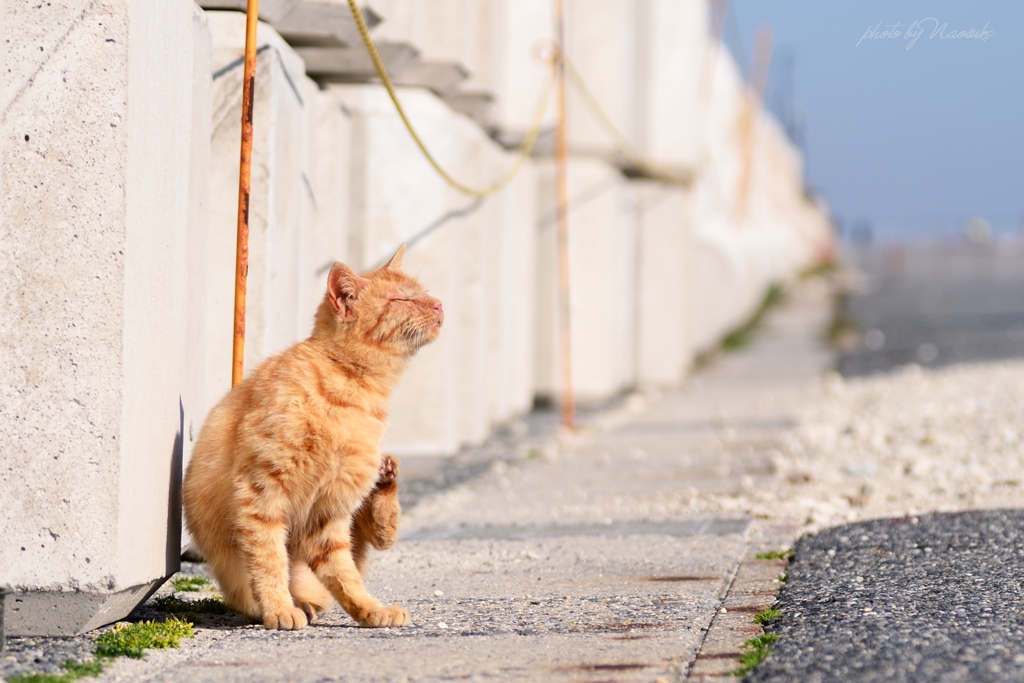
[263,606,309,630]
[359,604,409,628]
[295,601,319,624]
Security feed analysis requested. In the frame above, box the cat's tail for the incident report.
[290,559,334,618]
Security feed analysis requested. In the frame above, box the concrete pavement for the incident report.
[1,281,835,682]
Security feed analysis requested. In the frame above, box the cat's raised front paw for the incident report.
[376,454,399,489]
[263,606,309,630]
[359,604,409,628]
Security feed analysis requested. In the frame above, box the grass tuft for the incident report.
[755,549,794,561]
[753,607,782,625]
[151,594,230,615]
[170,576,212,592]
[93,618,195,659]
[734,632,780,677]
[7,658,108,683]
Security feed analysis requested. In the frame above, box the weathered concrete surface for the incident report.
[336,83,538,456]
[205,13,311,398]
[296,83,352,339]
[60,281,836,683]
[180,7,214,558]
[563,0,637,157]
[633,181,693,388]
[0,0,204,635]
[633,0,706,172]
[534,157,635,404]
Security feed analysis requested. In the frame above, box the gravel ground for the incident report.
[749,509,1024,683]
[0,634,97,680]
[683,359,1024,534]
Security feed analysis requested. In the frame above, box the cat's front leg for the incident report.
[302,515,410,627]
[351,454,402,574]
[234,485,309,630]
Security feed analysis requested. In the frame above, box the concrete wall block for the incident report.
[494,162,539,422]
[297,84,352,339]
[2,0,130,596]
[633,0,706,170]
[337,83,533,454]
[206,12,308,401]
[367,0,492,92]
[633,181,692,387]
[183,3,213,515]
[488,0,556,135]
[534,157,635,404]
[688,217,751,353]
[0,0,200,635]
[565,0,637,156]
[337,84,474,455]
[367,0,558,136]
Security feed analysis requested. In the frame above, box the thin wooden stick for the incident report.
[232,0,259,387]
[554,0,575,431]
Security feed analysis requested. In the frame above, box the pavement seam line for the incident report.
[687,524,797,679]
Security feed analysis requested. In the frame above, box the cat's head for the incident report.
[315,245,443,357]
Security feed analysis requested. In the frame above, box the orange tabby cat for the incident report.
[182,245,441,630]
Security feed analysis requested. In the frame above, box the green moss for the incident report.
[9,617,195,683]
[720,284,786,352]
[798,260,837,280]
[734,632,780,677]
[170,576,212,592]
[151,594,230,615]
[753,607,782,625]
[755,549,794,561]
[93,618,195,659]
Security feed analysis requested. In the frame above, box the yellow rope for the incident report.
[345,0,553,198]
[562,54,691,185]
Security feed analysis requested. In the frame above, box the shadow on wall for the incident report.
[166,400,185,580]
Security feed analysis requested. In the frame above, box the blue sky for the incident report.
[723,1,1024,238]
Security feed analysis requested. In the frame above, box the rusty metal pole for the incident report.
[699,0,728,106]
[232,0,259,387]
[734,25,773,225]
[554,0,575,431]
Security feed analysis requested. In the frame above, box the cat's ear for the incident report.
[382,244,406,271]
[326,262,369,317]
